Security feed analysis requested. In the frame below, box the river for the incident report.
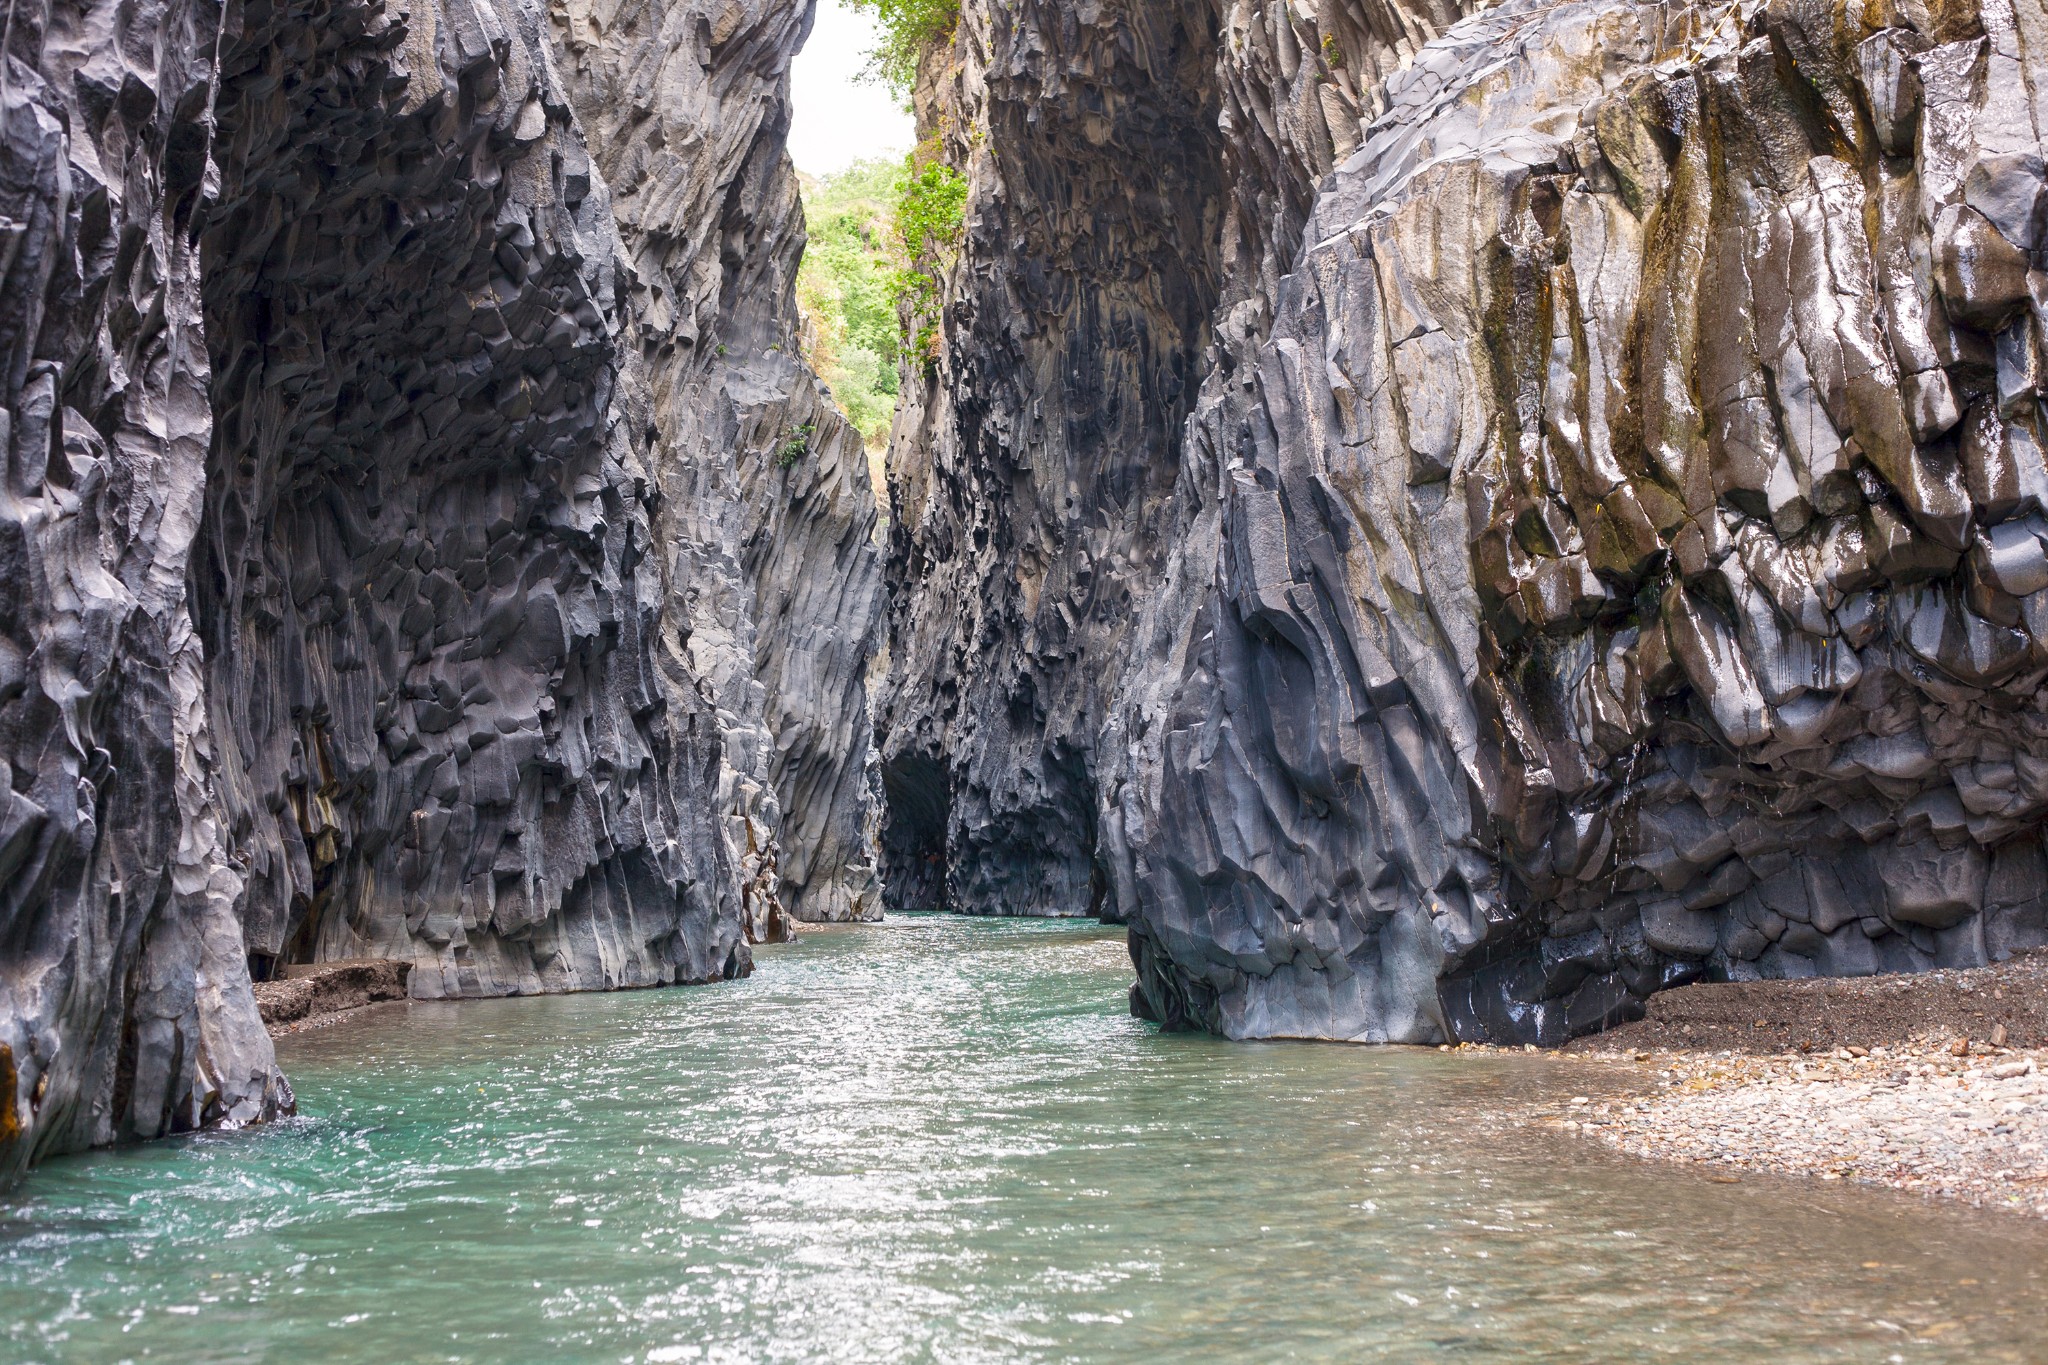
[4,916,2047,1361]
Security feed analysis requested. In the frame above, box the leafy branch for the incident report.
[844,0,961,98]
[890,143,967,363]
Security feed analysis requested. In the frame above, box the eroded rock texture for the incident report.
[0,0,292,1181]
[888,0,2048,1042]
[1,0,879,1178]
[875,0,1228,917]
[552,0,883,930]
[1120,0,2048,1042]
[879,0,1467,915]
[195,0,751,998]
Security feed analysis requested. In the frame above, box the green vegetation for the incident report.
[795,3,970,419]
[797,158,907,449]
[796,144,968,444]
[779,422,816,469]
[845,0,960,96]
[890,144,967,364]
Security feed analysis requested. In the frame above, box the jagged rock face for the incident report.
[551,0,884,929]
[875,0,1228,917]
[1,0,879,1178]
[194,0,755,996]
[0,0,293,1182]
[879,0,1469,911]
[892,0,2048,1042]
[1114,0,2048,1041]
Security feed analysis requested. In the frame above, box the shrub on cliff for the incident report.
[846,0,959,96]
[891,143,966,363]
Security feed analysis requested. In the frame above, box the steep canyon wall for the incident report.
[881,0,2048,1042]
[873,0,1229,918]
[0,0,878,1179]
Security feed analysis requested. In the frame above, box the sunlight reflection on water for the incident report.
[4,915,2047,1362]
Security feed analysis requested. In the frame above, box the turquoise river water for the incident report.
[4,916,2048,1362]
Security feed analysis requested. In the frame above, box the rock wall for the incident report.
[877,0,1466,916]
[1,0,879,1179]
[551,0,884,930]
[886,0,2048,1042]
[874,0,1229,917]
[0,0,292,1178]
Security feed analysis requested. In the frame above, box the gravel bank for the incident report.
[1514,955,2048,1218]
[1537,1044,2048,1218]
[1567,953,2048,1056]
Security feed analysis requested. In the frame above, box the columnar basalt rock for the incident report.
[549,0,884,929]
[1113,0,2048,1043]
[878,0,1471,914]
[195,0,756,998]
[0,0,294,1178]
[874,0,1230,918]
[1,0,879,1179]
[888,0,2048,1043]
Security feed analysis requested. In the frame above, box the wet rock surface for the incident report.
[888,0,2048,1042]
[1,0,879,1179]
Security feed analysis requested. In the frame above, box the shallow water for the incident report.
[4,916,2047,1362]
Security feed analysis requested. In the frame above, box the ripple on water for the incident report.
[4,915,2048,1362]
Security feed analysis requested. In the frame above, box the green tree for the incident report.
[798,158,908,450]
[844,0,961,97]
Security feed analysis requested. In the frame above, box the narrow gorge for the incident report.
[4,0,2048,1189]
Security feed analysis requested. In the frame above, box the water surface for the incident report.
[4,916,2047,1361]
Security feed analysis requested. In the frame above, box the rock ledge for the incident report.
[253,962,414,1033]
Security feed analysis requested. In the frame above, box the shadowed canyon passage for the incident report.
[4,0,2048,1180]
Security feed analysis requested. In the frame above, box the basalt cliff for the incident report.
[879,0,2048,1042]
[0,0,879,1179]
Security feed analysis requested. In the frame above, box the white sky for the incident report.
[788,0,917,176]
